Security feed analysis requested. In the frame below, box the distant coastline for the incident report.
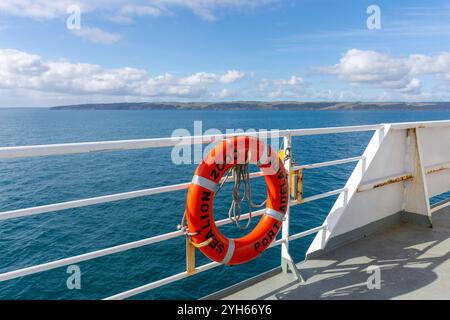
[50,101,450,111]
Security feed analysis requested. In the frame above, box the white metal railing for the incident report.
[0,172,264,221]
[294,188,348,205]
[0,124,383,160]
[431,198,450,213]
[3,121,447,299]
[0,208,264,282]
[291,156,365,171]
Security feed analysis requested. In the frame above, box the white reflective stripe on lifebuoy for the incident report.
[221,239,235,264]
[255,144,268,166]
[260,165,279,176]
[260,158,280,176]
[191,175,217,192]
[265,208,285,222]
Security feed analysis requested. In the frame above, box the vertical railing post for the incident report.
[186,239,196,275]
[281,134,292,273]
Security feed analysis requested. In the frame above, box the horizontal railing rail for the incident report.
[8,121,442,299]
[291,188,348,205]
[431,197,450,213]
[0,155,369,222]
[0,209,264,282]
[289,225,328,241]
[291,156,365,171]
[1,120,449,160]
[0,124,385,159]
[0,172,264,222]
[104,238,287,300]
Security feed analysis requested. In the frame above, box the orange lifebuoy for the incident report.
[185,136,288,265]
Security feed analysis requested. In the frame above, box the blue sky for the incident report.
[1,0,450,107]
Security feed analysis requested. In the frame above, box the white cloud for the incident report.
[219,70,246,84]
[258,75,305,99]
[110,4,164,24]
[178,70,246,86]
[0,0,277,21]
[0,48,246,103]
[407,52,450,79]
[0,0,93,19]
[179,72,220,86]
[400,77,422,95]
[161,0,277,21]
[4,47,450,106]
[274,75,304,86]
[212,88,233,99]
[0,1,278,45]
[321,49,450,96]
[70,27,122,45]
[328,49,413,88]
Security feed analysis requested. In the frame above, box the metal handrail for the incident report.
[0,172,264,221]
[0,122,389,299]
[1,120,450,160]
[0,123,385,159]
[291,156,365,171]
[430,197,450,213]
[293,188,348,205]
[0,208,266,282]
[0,160,366,222]
[104,238,287,300]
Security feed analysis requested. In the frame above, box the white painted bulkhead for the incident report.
[306,121,450,257]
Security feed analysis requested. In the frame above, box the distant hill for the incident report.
[50,101,450,111]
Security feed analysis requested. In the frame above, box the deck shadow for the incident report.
[256,208,450,300]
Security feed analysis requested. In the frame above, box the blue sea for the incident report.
[0,109,449,300]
